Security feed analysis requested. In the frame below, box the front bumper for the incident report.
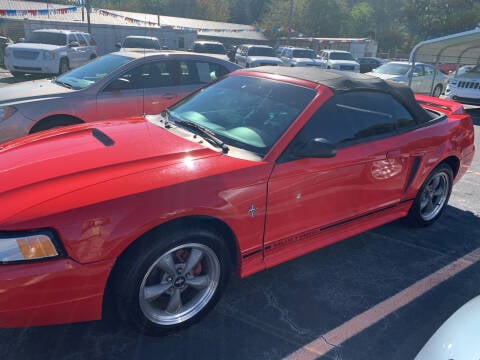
[445,84,480,105]
[4,58,60,75]
[0,110,36,145]
[0,257,114,327]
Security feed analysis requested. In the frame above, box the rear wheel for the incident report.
[114,227,230,335]
[432,84,443,97]
[407,163,453,227]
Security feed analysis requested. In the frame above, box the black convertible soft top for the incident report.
[244,66,432,123]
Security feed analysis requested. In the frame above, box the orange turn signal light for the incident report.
[17,235,58,260]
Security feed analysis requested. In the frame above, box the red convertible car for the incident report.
[0,67,475,335]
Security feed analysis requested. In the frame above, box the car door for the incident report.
[411,64,427,93]
[263,91,414,262]
[95,60,148,121]
[96,58,233,119]
[74,33,91,66]
[281,48,292,66]
[66,33,84,69]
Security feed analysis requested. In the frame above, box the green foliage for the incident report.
[83,0,480,55]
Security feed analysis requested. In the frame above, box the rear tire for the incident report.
[407,163,453,227]
[432,84,443,97]
[113,227,231,335]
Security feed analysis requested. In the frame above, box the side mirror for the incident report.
[294,138,337,158]
[69,41,80,48]
[115,42,121,49]
[19,37,25,43]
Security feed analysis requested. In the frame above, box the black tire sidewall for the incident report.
[114,227,231,335]
[433,84,443,97]
[408,163,453,227]
[59,58,69,74]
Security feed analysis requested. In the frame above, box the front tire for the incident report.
[58,58,69,75]
[29,116,82,133]
[11,71,25,78]
[407,163,453,227]
[114,227,230,335]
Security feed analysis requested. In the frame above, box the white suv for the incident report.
[445,64,480,105]
[4,29,97,77]
[235,44,283,68]
[318,50,360,72]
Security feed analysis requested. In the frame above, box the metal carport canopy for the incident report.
[409,28,480,66]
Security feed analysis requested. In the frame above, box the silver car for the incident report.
[367,61,447,97]
[0,51,240,144]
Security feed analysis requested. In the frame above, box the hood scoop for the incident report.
[91,128,114,147]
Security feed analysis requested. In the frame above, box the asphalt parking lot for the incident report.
[0,70,479,360]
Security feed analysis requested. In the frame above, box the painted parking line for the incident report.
[284,247,480,359]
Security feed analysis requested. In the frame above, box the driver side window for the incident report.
[104,61,175,91]
[279,91,413,163]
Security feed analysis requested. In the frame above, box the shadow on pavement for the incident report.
[1,205,479,360]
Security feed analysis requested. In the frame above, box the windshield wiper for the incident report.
[165,111,229,154]
[54,79,73,89]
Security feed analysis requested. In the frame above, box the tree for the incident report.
[347,2,375,37]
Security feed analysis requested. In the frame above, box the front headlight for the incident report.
[391,77,407,84]
[331,64,341,69]
[448,79,458,86]
[0,230,63,263]
[0,105,17,121]
[43,50,56,60]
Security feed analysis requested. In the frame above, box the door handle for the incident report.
[161,93,177,100]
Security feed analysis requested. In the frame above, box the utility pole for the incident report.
[288,0,293,45]
[85,0,91,34]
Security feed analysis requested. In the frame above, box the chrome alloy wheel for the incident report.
[419,171,450,221]
[138,243,221,325]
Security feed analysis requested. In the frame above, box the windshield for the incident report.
[248,47,275,57]
[293,49,316,58]
[123,37,160,50]
[374,63,410,75]
[167,76,315,157]
[329,52,355,60]
[468,65,480,74]
[55,53,134,90]
[193,43,226,54]
[25,32,67,45]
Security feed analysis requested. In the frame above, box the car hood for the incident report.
[415,295,480,359]
[7,42,64,51]
[368,72,406,82]
[249,56,283,63]
[0,79,73,105]
[293,58,322,65]
[0,120,219,223]
[328,60,359,66]
[452,72,480,81]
